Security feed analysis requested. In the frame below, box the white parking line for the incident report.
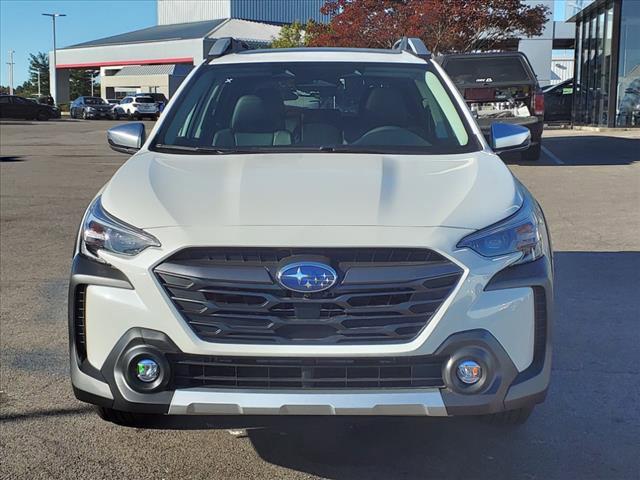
[541,145,565,165]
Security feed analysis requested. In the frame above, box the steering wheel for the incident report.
[353,126,431,146]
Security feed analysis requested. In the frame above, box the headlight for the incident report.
[80,196,160,262]
[457,189,549,266]
[86,107,95,112]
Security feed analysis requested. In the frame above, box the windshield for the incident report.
[152,62,478,154]
[85,97,107,105]
[443,57,531,85]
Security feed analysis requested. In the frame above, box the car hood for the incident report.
[101,151,521,230]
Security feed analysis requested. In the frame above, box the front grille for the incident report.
[154,247,463,345]
[169,354,446,389]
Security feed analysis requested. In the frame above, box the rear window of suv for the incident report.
[152,61,480,155]
[85,97,107,105]
[135,97,155,103]
[442,57,531,85]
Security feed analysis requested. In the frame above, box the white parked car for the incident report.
[113,95,158,120]
[70,38,553,427]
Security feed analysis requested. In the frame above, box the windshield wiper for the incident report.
[154,144,251,154]
[318,145,389,154]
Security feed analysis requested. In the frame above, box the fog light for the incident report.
[136,358,160,383]
[456,360,482,385]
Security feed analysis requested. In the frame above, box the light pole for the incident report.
[31,69,41,96]
[7,50,15,95]
[42,13,66,103]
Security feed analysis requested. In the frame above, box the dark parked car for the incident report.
[70,96,113,119]
[0,94,60,120]
[29,95,55,106]
[543,79,573,123]
[437,52,545,160]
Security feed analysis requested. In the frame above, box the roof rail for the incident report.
[207,37,249,60]
[392,37,431,60]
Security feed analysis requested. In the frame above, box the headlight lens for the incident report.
[81,196,160,262]
[86,107,95,111]
[457,190,549,266]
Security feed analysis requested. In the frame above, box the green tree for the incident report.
[15,80,37,96]
[271,20,318,48]
[69,69,100,99]
[28,52,50,95]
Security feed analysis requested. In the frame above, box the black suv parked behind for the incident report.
[437,52,544,160]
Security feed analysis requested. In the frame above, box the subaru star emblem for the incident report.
[277,262,338,293]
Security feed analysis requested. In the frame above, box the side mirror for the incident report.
[490,123,531,153]
[107,123,146,154]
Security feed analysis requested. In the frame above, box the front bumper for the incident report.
[132,109,158,117]
[69,241,552,417]
[85,110,112,119]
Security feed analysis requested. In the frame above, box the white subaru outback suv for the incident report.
[70,38,552,427]
[114,95,158,120]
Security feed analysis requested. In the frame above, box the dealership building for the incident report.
[568,0,639,127]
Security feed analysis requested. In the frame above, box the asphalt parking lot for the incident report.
[1,119,639,479]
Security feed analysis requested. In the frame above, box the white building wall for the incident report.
[550,58,575,84]
[518,0,555,86]
[53,38,206,67]
[158,0,231,25]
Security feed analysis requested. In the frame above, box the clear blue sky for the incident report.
[0,0,156,86]
[1,0,569,87]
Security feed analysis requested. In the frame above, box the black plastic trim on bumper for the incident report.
[72,325,548,416]
[68,254,134,402]
[435,330,519,415]
[98,328,177,414]
[484,254,553,411]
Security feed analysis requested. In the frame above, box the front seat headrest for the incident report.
[363,88,409,126]
[231,95,279,132]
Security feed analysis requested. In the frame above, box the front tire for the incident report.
[82,110,88,120]
[96,406,155,427]
[480,406,534,426]
[521,143,541,161]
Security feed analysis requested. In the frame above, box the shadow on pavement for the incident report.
[500,135,640,166]
[0,405,94,423]
[542,135,639,166]
[0,155,25,162]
